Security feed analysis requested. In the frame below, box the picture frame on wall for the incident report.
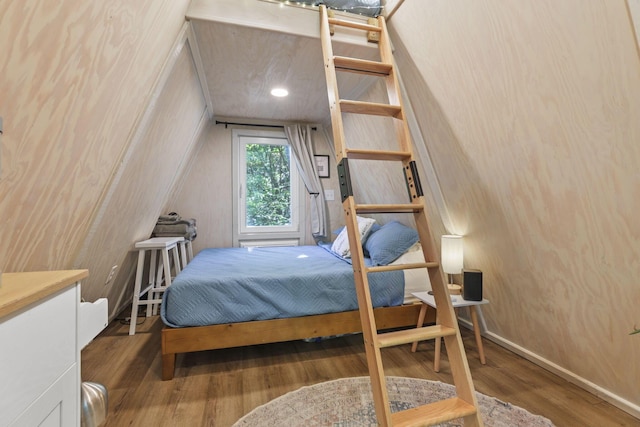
[314,155,330,178]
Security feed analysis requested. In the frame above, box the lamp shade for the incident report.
[441,235,463,275]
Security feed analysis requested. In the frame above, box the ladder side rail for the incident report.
[414,205,482,416]
[377,15,414,156]
[319,6,348,161]
[395,31,481,411]
[390,26,483,419]
[344,199,393,426]
[407,155,481,414]
[320,6,393,425]
[405,172,457,332]
[319,5,483,425]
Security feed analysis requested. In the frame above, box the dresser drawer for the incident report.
[0,286,78,426]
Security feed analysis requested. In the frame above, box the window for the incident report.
[232,129,306,246]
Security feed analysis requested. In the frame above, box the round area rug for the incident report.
[233,376,555,427]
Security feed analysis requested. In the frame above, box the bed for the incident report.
[160,220,435,380]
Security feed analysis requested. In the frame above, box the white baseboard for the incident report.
[458,318,640,420]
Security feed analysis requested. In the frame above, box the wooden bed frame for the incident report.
[161,303,434,380]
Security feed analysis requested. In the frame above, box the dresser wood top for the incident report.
[0,270,89,319]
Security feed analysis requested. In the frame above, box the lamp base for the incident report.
[448,284,462,295]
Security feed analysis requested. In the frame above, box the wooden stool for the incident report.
[411,291,489,372]
[129,237,184,335]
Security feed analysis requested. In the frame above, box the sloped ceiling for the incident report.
[388,0,640,415]
[188,0,381,123]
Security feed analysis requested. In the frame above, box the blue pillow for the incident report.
[362,222,381,257]
[364,221,419,266]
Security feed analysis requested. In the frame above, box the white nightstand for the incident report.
[411,291,489,372]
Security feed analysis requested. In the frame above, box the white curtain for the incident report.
[284,124,327,238]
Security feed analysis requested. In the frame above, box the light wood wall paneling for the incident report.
[0,0,190,275]
[164,121,235,254]
[73,28,208,316]
[629,0,640,55]
[389,0,640,417]
[165,119,334,253]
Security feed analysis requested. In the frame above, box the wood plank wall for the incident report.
[630,0,640,51]
[2,0,639,419]
[164,120,333,254]
[0,0,205,319]
[386,0,640,417]
[75,34,207,310]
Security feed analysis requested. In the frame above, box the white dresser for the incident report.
[0,270,108,427]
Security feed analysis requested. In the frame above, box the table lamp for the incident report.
[441,235,463,295]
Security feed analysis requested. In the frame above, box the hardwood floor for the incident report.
[81,315,638,426]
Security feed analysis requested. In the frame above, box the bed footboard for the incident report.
[161,304,431,380]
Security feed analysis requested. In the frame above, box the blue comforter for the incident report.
[161,244,404,327]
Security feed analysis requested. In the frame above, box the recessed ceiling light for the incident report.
[271,88,289,97]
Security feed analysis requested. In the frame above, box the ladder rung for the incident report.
[355,203,423,214]
[340,100,402,118]
[367,262,438,273]
[333,56,392,76]
[391,398,478,427]
[328,17,381,32]
[376,325,456,348]
[346,148,411,161]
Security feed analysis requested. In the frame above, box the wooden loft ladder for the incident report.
[318,6,483,426]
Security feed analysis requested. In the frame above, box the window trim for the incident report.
[232,128,307,247]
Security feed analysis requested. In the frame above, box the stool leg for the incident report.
[152,248,173,317]
[152,249,164,316]
[187,240,193,262]
[147,249,158,317]
[129,250,146,335]
[470,306,486,364]
[179,241,187,270]
[171,245,181,276]
[411,303,428,353]
[162,247,172,288]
